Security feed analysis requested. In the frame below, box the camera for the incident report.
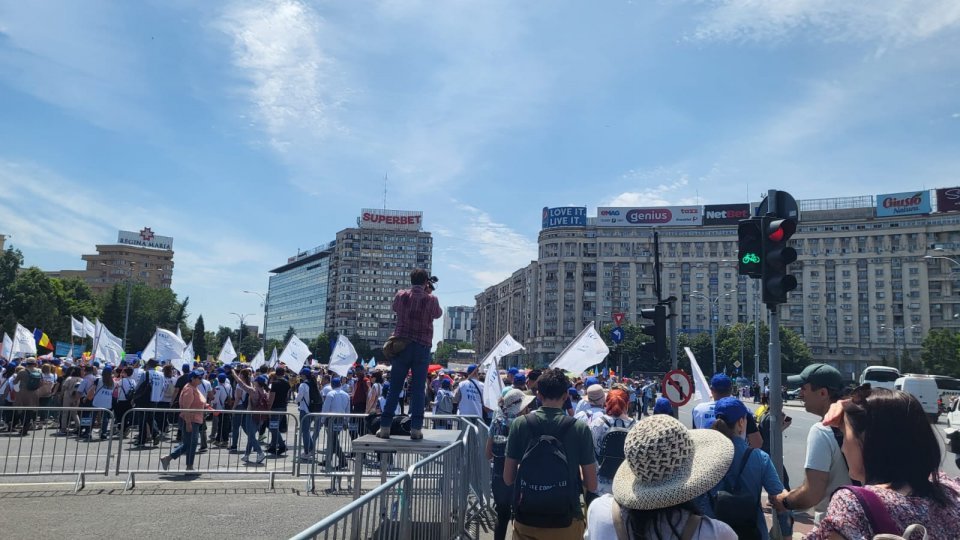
[426,275,439,292]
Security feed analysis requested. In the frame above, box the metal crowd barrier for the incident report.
[291,473,408,540]
[116,407,300,490]
[0,406,115,492]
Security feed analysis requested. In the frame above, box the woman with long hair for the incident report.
[807,385,960,538]
[229,370,268,464]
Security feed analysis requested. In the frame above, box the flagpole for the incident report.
[479,334,508,368]
[549,322,595,370]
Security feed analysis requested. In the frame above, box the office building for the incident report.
[475,189,960,376]
[443,306,476,344]
[264,243,334,342]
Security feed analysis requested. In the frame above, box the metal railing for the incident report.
[291,473,408,540]
[115,408,300,490]
[0,406,115,492]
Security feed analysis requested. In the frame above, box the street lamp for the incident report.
[690,288,737,375]
[101,261,139,350]
[242,290,268,350]
[230,312,254,358]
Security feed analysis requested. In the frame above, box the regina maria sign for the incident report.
[876,191,931,217]
[597,206,702,227]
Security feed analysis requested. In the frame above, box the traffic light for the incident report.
[640,304,667,360]
[761,216,798,305]
[738,218,763,278]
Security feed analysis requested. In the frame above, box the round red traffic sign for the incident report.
[662,369,694,407]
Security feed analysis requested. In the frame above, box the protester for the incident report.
[115,367,136,437]
[512,372,527,392]
[586,415,737,539]
[486,388,536,540]
[806,385,960,538]
[573,376,599,415]
[366,371,383,414]
[574,384,606,424]
[653,397,674,415]
[321,376,350,469]
[57,366,82,435]
[211,372,232,446]
[229,370,268,464]
[504,367,598,539]
[296,368,321,460]
[588,388,636,495]
[350,365,369,435]
[454,364,485,421]
[691,374,762,449]
[708,397,788,539]
[228,367,251,452]
[772,363,851,523]
[160,370,211,472]
[377,268,442,440]
[267,366,290,456]
[14,358,42,436]
[86,365,116,439]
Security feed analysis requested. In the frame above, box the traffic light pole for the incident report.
[766,188,785,540]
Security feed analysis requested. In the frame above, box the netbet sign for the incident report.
[359,209,423,231]
[703,204,751,226]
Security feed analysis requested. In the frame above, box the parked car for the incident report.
[860,365,901,391]
[895,376,941,422]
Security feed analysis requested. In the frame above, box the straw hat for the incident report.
[586,384,606,406]
[501,388,536,417]
[612,415,734,510]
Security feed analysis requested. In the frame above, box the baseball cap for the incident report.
[714,397,749,425]
[653,397,673,415]
[254,375,268,385]
[300,367,312,376]
[188,369,204,380]
[217,374,227,382]
[507,367,519,375]
[331,377,342,387]
[182,363,191,372]
[513,373,526,384]
[585,376,600,387]
[567,387,580,397]
[710,374,732,391]
[787,363,844,390]
[441,378,452,389]
[467,364,478,375]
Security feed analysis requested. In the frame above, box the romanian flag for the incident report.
[33,329,54,351]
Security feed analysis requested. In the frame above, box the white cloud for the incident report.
[602,167,704,207]
[441,203,537,288]
[690,0,960,45]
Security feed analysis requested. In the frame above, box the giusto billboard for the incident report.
[359,209,423,231]
[936,187,960,213]
[118,227,173,250]
[876,191,931,218]
[542,207,587,229]
[597,206,702,227]
[703,203,751,226]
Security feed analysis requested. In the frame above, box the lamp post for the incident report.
[691,288,737,375]
[230,312,254,358]
[242,290,268,350]
[101,261,138,350]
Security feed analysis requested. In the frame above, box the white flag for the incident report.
[182,340,195,362]
[152,328,186,363]
[280,334,311,373]
[82,316,96,339]
[328,335,358,377]
[549,323,610,375]
[479,334,525,411]
[684,347,712,404]
[93,321,123,364]
[11,323,38,358]
[218,337,237,364]
[71,316,85,338]
[142,333,156,359]
[1,333,11,359]
[250,348,265,370]
[268,347,279,367]
[176,326,183,340]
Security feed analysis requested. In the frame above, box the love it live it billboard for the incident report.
[542,207,587,229]
[597,206,703,227]
[876,191,931,218]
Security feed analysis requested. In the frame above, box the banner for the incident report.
[478,333,525,411]
[11,324,36,358]
[1,333,11,359]
[936,187,960,213]
[93,321,123,364]
[71,316,86,338]
[597,206,703,227]
[250,348,265,370]
[549,323,610,374]
[147,328,186,363]
[281,334,311,373]
[702,203,751,226]
[182,340,195,363]
[684,347,711,404]
[542,207,587,229]
[328,335,358,377]
[359,209,423,231]
[218,337,237,364]
[82,317,96,339]
[268,347,278,368]
[876,190,931,217]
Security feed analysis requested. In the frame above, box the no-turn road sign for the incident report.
[662,369,694,407]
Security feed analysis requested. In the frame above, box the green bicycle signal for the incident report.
[742,252,761,264]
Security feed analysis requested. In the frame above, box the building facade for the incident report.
[45,228,175,295]
[443,306,476,344]
[475,191,960,377]
[264,209,433,348]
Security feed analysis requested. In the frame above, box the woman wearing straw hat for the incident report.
[586,414,738,539]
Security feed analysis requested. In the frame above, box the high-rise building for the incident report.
[264,209,433,348]
[443,306,476,344]
[475,189,960,377]
[46,228,175,295]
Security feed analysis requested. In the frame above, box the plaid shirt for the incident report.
[392,285,442,347]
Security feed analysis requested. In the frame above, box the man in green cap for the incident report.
[773,363,851,524]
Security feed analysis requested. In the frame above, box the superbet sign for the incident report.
[359,209,423,231]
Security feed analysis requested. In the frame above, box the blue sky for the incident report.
[1,1,958,339]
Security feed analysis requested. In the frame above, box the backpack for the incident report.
[25,370,42,391]
[597,417,633,479]
[307,380,323,412]
[131,373,153,406]
[711,448,760,540]
[513,413,579,528]
[436,391,454,415]
[253,389,271,422]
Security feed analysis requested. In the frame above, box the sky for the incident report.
[1,1,959,343]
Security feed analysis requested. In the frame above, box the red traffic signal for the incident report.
[766,218,796,243]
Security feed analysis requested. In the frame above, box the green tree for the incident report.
[192,315,207,361]
[99,282,186,352]
[204,331,219,360]
[283,326,296,345]
[0,247,24,324]
[6,268,64,341]
[239,333,262,360]
[921,329,960,378]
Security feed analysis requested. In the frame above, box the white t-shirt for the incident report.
[455,379,484,417]
[691,401,716,429]
[91,379,114,409]
[805,422,852,520]
[148,370,166,402]
[214,382,232,410]
[117,378,137,402]
[586,494,737,540]
[574,405,605,424]
[296,382,311,413]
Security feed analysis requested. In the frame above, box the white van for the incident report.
[894,376,940,422]
[860,366,901,391]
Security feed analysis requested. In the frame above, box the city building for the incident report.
[0,233,7,251]
[264,209,433,347]
[443,306,476,344]
[475,189,960,377]
[45,228,175,295]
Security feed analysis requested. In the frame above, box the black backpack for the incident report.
[513,413,579,528]
[131,373,153,406]
[25,370,42,391]
[711,448,760,540]
[307,380,323,412]
[597,417,632,479]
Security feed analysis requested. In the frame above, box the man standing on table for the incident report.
[376,269,442,440]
